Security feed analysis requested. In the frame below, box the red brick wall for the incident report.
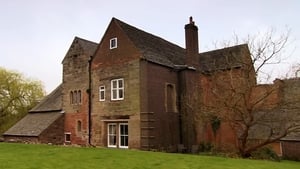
[194,66,256,152]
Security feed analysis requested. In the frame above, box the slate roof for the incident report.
[113,18,251,72]
[3,112,63,136]
[114,18,185,67]
[62,36,98,64]
[199,44,250,73]
[3,84,63,136]
[30,84,62,112]
[75,36,98,57]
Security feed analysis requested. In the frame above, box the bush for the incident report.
[251,147,281,161]
[199,142,214,152]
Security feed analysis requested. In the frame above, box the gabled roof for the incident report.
[76,36,98,56]
[3,84,64,136]
[62,36,98,64]
[113,18,251,72]
[30,84,62,113]
[3,112,63,136]
[199,44,250,73]
[113,18,185,67]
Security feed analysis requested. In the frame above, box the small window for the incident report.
[73,91,77,104]
[77,121,82,132]
[65,133,71,142]
[99,86,105,101]
[78,90,81,104]
[166,84,177,112]
[70,90,82,105]
[70,91,73,104]
[111,78,124,101]
[110,38,117,49]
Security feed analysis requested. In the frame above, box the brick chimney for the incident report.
[185,16,199,66]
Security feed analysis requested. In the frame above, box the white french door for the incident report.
[107,123,117,148]
[119,123,128,148]
[107,123,128,148]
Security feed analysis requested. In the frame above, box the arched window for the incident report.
[78,90,81,104]
[74,90,77,104]
[70,90,82,105]
[77,120,82,132]
[166,84,177,112]
[70,91,73,104]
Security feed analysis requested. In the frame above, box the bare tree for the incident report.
[286,63,300,78]
[201,28,300,158]
[215,27,292,83]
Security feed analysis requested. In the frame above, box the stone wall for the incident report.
[4,136,39,143]
[62,39,90,145]
[91,59,141,148]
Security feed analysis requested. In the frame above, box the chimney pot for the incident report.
[189,16,194,24]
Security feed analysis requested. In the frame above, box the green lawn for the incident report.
[0,143,298,169]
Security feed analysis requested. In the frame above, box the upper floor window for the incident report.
[70,90,82,105]
[99,85,105,101]
[166,84,177,112]
[77,90,81,103]
[111,78,124,101]
[70,91,73,104]
[110,38,117,49]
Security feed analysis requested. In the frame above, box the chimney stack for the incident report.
[185,16,199,66]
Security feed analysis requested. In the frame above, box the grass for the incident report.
[0,143,299,169]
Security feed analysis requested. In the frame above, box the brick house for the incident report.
[3,17,299,157]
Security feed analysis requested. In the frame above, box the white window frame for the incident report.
[111,78,124,101]
[107,123,117,148]
[119,123,129,149]
[65,132,71,143]
[99,85,105,101]
[110,38,117,49]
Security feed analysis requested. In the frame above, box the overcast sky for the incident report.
[1,0,299,93]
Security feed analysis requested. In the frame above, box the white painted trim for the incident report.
[111,78,124,101]
[107,123,117,148]
[64,132,71,143]
[110,38,117,49]
[99,85,105,101]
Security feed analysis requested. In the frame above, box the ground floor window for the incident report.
[107,123,128,148]
[65,132,71,143]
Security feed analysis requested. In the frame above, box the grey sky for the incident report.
[1,0,299,93]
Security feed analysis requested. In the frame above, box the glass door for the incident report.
[108,123,117,147]
[119,123,128,148]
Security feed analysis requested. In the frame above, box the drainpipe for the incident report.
[88,56,93,146]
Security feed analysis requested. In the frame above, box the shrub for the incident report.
[199,142,214,152]
[251,147,281,161]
